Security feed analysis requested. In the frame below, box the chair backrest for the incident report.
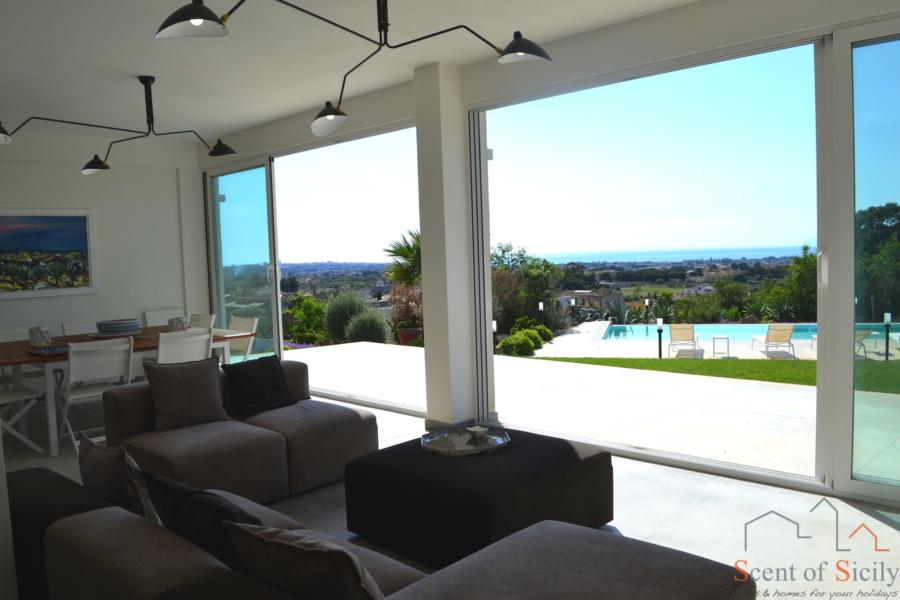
[62,321,98,336]
[67,337,133,386]
[855,330,875,343]
[144,307,185,327]
[227,315,259,358]
[189,313,216,329]
[669,323,695,342]
[0,328,29,343]
[765,324,794,343]
[156,329,213,364]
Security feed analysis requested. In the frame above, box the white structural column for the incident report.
[414,63,477,427]
[0,443,18,599]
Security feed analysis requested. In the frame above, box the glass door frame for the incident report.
[831,17,900,504]
[204,157,283,359]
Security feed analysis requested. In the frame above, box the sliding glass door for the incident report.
[833,19,900,503]
[208,162,281,356]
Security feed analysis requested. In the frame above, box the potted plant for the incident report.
[385,230,424,345]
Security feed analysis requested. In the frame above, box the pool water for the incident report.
[602,323,891,342]
[603,323,820,341]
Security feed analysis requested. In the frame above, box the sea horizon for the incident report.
[541,245,812,264]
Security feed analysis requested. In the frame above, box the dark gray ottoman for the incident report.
[345,429,613,567]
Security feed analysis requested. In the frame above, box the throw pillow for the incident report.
[78,435,159,523]
[145,357,229,431]
[142,472,261,569]
[221,355,296,419]
[225,523,384,600]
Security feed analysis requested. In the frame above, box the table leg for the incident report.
[12,366,28,437]
[44,363,59,456]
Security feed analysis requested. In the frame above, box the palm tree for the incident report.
[384,229,421,286]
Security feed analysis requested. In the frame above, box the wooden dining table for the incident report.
[0,325,255,456]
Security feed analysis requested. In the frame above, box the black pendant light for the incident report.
[156,0,227,39]
[81,155,110,176]
[1,76,237,174]
[498,31,553,64]
[155,0,552,138]
[208,139,237,157]
[310,102,350,138]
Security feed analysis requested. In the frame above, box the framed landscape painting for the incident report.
[0,208,98,299]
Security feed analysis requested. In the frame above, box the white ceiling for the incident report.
[0,0,700,139]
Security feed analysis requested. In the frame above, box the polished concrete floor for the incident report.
[5,402,899,595]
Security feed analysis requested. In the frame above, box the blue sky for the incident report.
[218,41,899,266]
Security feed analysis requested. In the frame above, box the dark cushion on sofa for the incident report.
[78,435,155,519]
[388,520,756,600]
[245,400,378,494]
[221,356,297,419]
[124,419,289,503]
[145,357,229,431]
[225,523,385,600]
[7,468,111,600]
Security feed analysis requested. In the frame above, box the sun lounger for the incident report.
[751,324,795,358]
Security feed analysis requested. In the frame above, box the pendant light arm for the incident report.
[384,24,502,54]
[337,44,384,106]
[153,128,214,151]
[265,0,381,46]
[102,131,151,162]
[9,116,146,137]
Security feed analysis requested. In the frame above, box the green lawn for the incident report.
[537,357,900,393]
[536,357,817,386]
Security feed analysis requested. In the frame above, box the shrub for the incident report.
[510,316,538,335]
[285,294,329,345]
[533,324,553,342]
[345,310,390,343]
[519,328,543,350]
[326,293,367,342]
[496,331,535,356]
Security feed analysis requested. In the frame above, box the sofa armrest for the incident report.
[7,468,111,600]
[103,382,156,447]
[46,506,287,600]
[282,360,311,400]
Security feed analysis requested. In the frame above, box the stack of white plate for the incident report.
[95,319,141,337]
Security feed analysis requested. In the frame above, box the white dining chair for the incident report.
[189,313,217,329]
[156,329,213,364]
[144,307,185,327]
[0,386,44,453]
[62,321,98,336]
[227,316,259,362]
[0,328,47,389]
[57,337,134,453]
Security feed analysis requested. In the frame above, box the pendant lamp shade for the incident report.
[156,0,227,39]
[310,102,349,138]
[208,139,237,156]
[0,122,11,145]
[498,31,552,64]
[81,155,110,175]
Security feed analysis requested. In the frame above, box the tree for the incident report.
[780,245,816,322]
[325,293,367,342]
[491,244,564,333]
[560,262,592,290]
[384,230,421,287]
[285,294,328,345]
[713,277,748,314]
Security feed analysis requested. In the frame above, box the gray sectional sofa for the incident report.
[103,361,377,503]
[9,468,755,600]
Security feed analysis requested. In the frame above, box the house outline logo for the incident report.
[744,510,811,552]
[743,498,892,553]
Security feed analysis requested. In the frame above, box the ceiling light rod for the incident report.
[0,75,236,173]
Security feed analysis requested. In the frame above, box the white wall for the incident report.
[0,131,208,335]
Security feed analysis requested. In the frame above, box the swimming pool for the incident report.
[602,323,820,341]
[602,323,891,342]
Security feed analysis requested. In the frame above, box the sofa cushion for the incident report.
[222,355,297,418]
[145,357,229,431]
[296,528,427,596]
[209,489,307,530]
[245,400,377,494]
[225,523,384,600]
[388,520,755,600]
[78,435,157,520]
[124,419,289,503]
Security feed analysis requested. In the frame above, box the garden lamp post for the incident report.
[645,297,650,333]
[657,318,664,359]
[884,313,892,361]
